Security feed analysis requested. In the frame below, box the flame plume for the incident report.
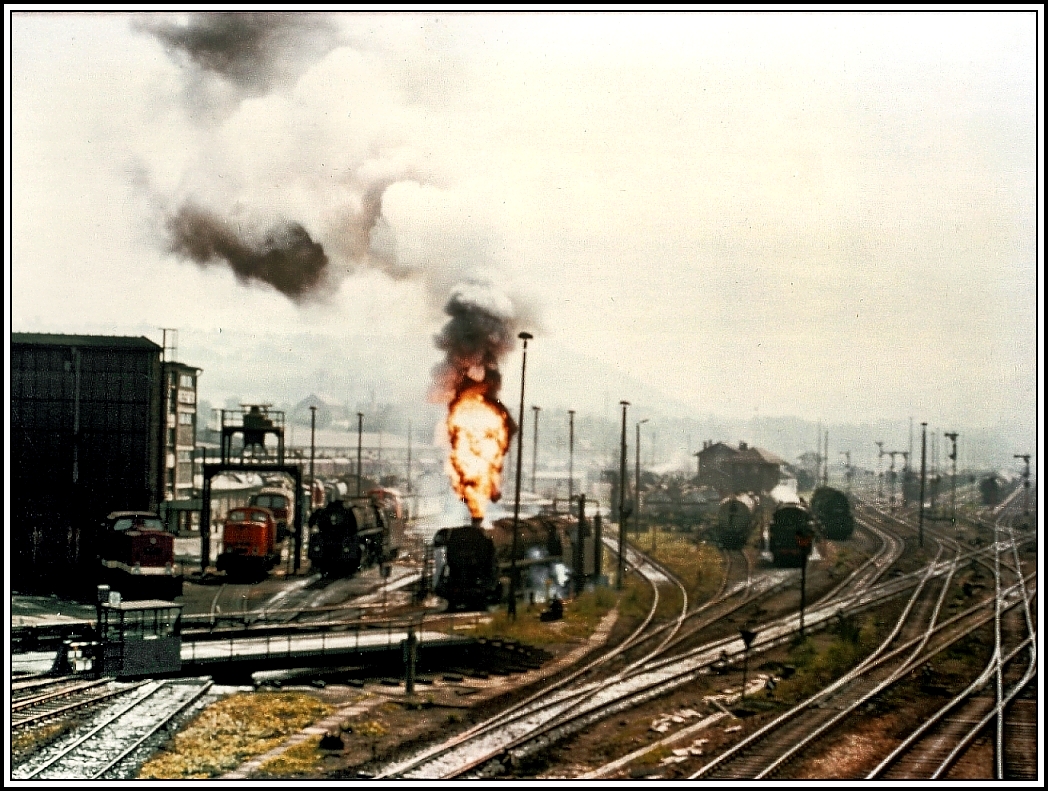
[432,282,518,520]
[446,383,512,519]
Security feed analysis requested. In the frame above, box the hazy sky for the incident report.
[8,11,1040,440]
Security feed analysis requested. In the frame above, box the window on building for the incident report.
[178,412,194,425]
[169,388,178,412]
[178,450,193,462]
[180,374,194,388]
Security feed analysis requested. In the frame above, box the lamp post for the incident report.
[509,332,533,620]
[636,419,649,551]
[356,412,364,496]
[617,401,630,590]
[531,405,541,494]
[568,410,575,506]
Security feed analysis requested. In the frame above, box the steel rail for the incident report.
[20,681,164,779]
[89,680,214,779]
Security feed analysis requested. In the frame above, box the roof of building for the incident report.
[13,333,162,350]
[698,441,785,466]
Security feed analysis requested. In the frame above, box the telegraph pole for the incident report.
[356,412,364,496]
[568,410,575,506]
[823,430,829,487]
[636,418,649,549]
[1014,454,1031,516]
[617,401,630,590]
[840,451,852,494]
[918,423,927,549]
[531,405,541,493]
[876,441,885,500]
[900,451,910,507]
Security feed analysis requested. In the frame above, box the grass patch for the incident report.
[255,736,323,778]
[635,531,725,606]
[137,691,332,779]
[772,614,878,703]
[12,721,74,762]
[468,586,618,646]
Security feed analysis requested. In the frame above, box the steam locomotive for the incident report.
[307,490,405,578]
[433,523,502,610]
[99,511,183,600]
[768,499,816,568]
[810,486,855,540]
[714,493,761,549]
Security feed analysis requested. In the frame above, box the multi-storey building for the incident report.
[160,360,202,532]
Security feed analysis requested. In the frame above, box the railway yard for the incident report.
[9,481,1038,782]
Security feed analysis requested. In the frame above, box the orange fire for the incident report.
[445,384,513,519]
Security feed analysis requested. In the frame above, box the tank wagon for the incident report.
[810,487,855,540]
[433,523,502,611]
[307,493,404,578]
[768,501,816,568]
[715,493,760,549]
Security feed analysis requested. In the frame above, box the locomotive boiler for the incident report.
[810,486,855,540]
[432,522,502,611]
[768,500,816,568]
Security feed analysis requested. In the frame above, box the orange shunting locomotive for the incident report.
[217,505,281,579]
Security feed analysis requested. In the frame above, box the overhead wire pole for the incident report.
[509,332,533,620]
[617,401,630,590]
[876,441,885,500]
[945,432,959,521]
[918,423,927,549]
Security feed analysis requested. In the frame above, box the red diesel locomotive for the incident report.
[99,511,184,600]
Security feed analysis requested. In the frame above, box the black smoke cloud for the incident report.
[135,12,338,93]
[168,203,329,301]
[431,282,517,404]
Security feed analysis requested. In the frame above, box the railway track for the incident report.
[13,678,214,780]
[868,497,1037,780]
[13,678,148,731]
[375,534,690,779]
[378,512,918,780]
[682,495,1036,781]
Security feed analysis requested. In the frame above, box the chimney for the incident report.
[740,441,748,450]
